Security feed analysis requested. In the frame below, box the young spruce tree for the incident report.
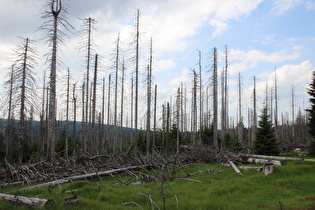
[254,107,279,156]
[306,71,315,156]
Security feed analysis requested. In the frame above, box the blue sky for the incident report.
[0,0,314,127]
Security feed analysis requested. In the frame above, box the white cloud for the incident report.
[155,59,176,73]
[256,60,313,112]
[169,68,189,86]
[210,19,228,37]
[271,0,302,16]
[229,48,300,74]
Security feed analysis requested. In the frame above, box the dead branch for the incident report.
[122,201,144,209]
[228,161,242,175]
[138,192,160,210]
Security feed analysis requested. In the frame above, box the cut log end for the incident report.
[263,163,275,175]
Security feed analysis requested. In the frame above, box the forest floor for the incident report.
[0,148,315,209]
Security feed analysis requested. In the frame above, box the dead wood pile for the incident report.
[0,145,234,187]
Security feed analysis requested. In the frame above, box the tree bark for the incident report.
[0,193,55,209]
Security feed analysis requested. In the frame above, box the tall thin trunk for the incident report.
[153,84,157,151]
[107,74,111,152]
[81,81,85,150]
[120,60,125,152]
[65,68,70,159]
[198,50,202,142]
[47,0,61,161]
[224,45,229,131]
[84,18,92,150]
[274,68,278,135]
[72,83,77,146]
[252,76,257,145]
[114,34,120,153]
[237,72,243,144]
[191,70,197,144]
[130,75,134,145]
[213,47,218,147]
[92,54,98,153]
[146,38,153,155]
[134,9,140,155]
[291,84,295,139]
[101,77,105,153]
[40,70,46,157]
[6,65,15,162]
[176,87,180,154]
[18,38,29,164]
[166,102,170,157]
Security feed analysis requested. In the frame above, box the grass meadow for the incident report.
[0,158,315,209]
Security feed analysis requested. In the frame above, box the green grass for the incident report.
[1,161,315,209]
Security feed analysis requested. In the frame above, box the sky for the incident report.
[0,0,315,127]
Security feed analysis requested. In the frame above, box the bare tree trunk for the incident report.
[72,83,77,147]
[176,87,180,154]
[274,68,278,129]
[146,38,153,155]
[223,45,229,131]
[237,72,243,144]
[252,76,257,145]
[18,38,29,164]
[81,81,85,150]
[40,70,46,158]
[134,9,140,156]
[166,102,170,157]
[114,34,120,154]
[130,75,134,146]
[5,65,15,163]
[198,51,203,142]
[191,70,197,144]
[120,60,125,152]
[92,54,98,153]
[107,74,112,153]
[153,84,157,151]
[291,84,295,140]
[47,1,61,161]
[65,68,70,159]
[213,47,218,147]
[101,77,105,153]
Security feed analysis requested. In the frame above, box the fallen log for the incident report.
[11,165,147,192]
[228,161,242,175]
[239,166,263,171]
[0,193,54,209]
[244,154,315,162]
[246,158,283,166]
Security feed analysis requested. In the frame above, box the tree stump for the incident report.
[64,195,80,207]
[263,163,275,175]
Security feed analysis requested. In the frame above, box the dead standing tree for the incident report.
[191,69,198,144]
[8,38,38,164]
[78,17,97,152]
[3,65,16,163]
[40,0,73,161]
[146,38,153,155]
[211,47,218,147]
[114,34,120,153]
[132,9,141,155]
